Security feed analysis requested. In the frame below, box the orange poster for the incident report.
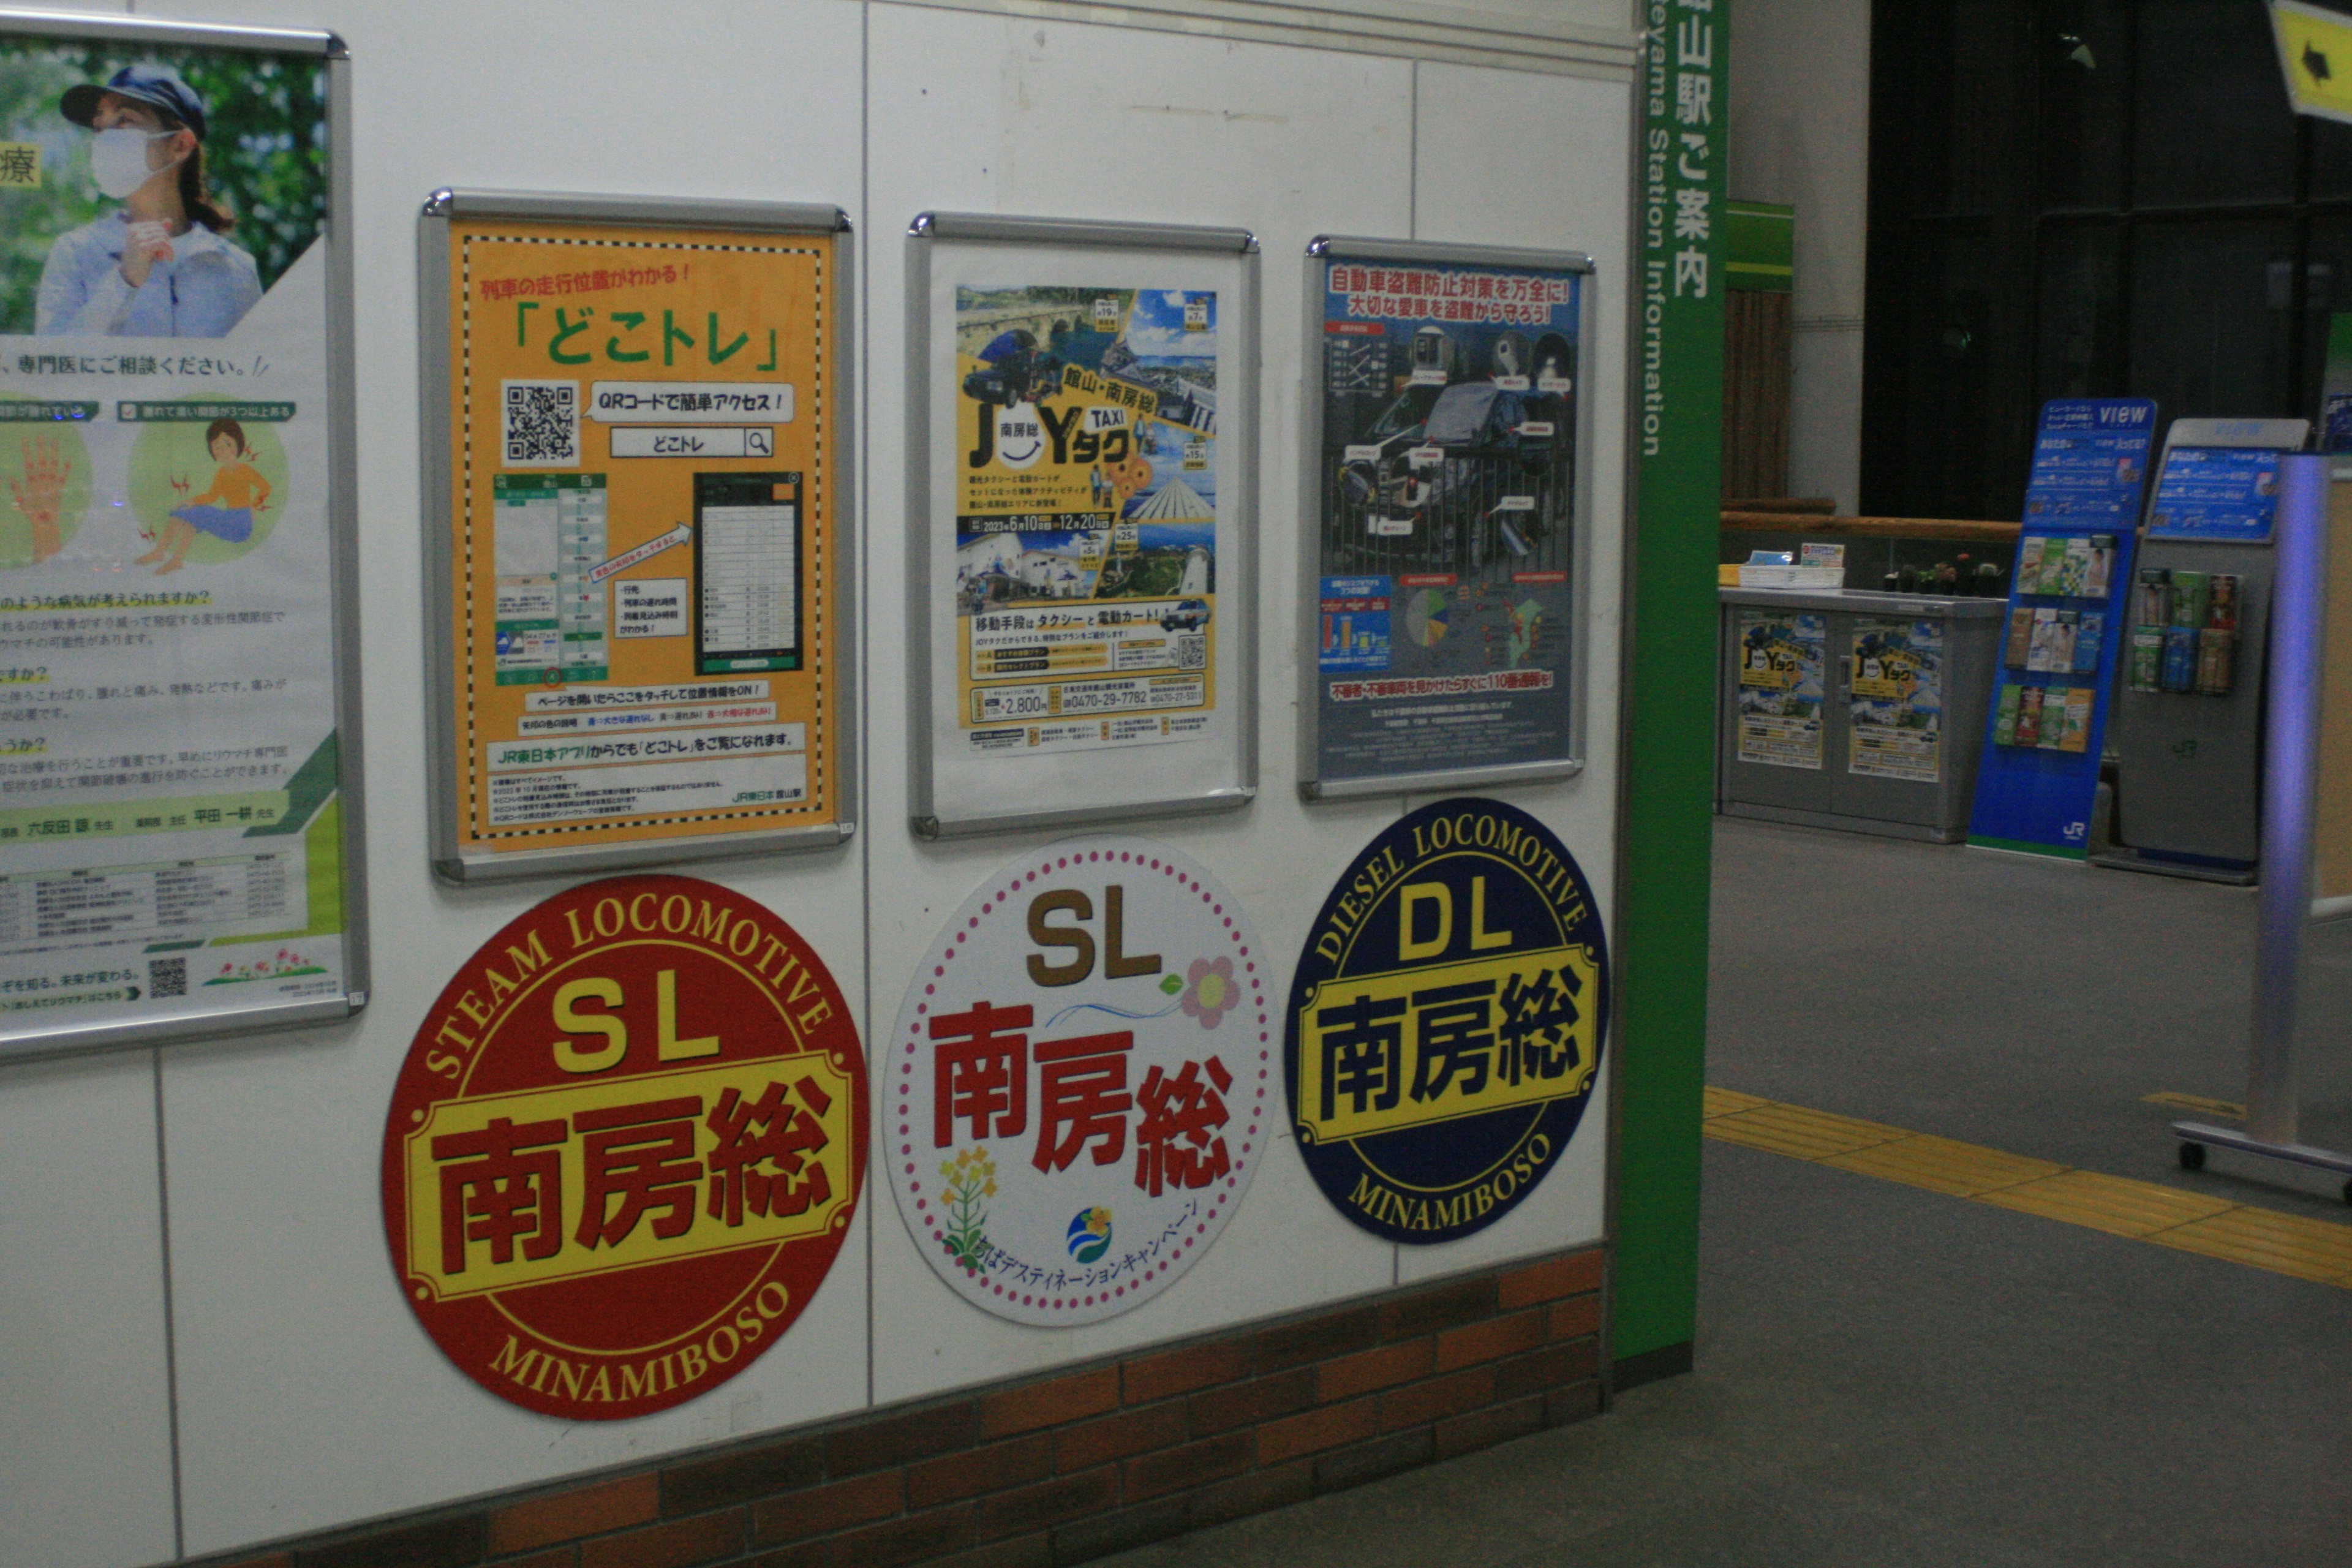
[431,204,844,875]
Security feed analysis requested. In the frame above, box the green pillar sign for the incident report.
[1618,0,1726,1374]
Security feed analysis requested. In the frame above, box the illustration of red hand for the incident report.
[9,433,70,562]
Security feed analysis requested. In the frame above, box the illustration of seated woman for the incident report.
[144,418,268,575]
[36,65,262,338]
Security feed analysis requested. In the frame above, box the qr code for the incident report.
[148,957,186,998]
[1175,633,1206,671]
[502,379,578,465]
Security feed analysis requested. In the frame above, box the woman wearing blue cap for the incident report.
[34,64,262,338]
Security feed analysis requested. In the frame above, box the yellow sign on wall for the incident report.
[432,203,845,875]
[2272,0,2352,124]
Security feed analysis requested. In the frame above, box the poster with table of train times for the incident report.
[952,284,1220,758]
[429,199,846,880]
[0,24,361,1055]
[1734,610,1824,770]
[1304,243,1591,794]
[910,219,1256,837]
[1847,617,1943,783]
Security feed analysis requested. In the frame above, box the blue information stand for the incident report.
[1966,398,2160,858]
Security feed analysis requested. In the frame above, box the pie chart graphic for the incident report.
[1406,588,1451,648]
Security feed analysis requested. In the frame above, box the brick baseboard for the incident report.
[208,1246,1604,1568]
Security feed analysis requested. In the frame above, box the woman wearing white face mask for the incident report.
[34,64,262,338]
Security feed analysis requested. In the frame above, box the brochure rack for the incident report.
[2173,453,2352,1203]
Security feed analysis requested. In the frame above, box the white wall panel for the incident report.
[0,12,179,1567]
[880,0,1637,77]
[1396,62,1627,1283]
[0,4,1637,1561]
[130,0,875,1555]
[1791,325,1864,518]
[862,6,1416,1404]
[0,1049,176,1568]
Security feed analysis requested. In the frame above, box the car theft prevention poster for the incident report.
[1307,244,1588,791]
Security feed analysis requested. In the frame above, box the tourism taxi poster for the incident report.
[1848,617,1942,783]
[435,207,843,876]
[952,284,1219,760]
[1734,609,1825,770]
[0,28,358,1053]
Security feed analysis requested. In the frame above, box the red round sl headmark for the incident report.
[381,875,865,1420]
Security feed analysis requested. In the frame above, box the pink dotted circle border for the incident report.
[891,843,1272,1322]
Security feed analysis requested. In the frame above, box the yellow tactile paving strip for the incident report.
[1703,1088,2352,1290]
[1974,1170,2231,1237]
[1823,1134,2065,1199]
[2141,1090,2247,1119]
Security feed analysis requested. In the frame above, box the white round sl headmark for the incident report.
[886,837,1270,1325]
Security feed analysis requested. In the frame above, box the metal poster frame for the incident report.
[1297,235,1598,800]
[905,211,1260,839]
[419,190,857,883]
[0,10,367,1062]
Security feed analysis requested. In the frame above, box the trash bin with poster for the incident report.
[1719,586,2003,842]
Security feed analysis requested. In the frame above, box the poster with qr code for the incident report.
[426,198,848,880]
[910,221,1255,836]
[0,22,364,1058]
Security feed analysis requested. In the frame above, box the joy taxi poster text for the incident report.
[950,285,1221,759]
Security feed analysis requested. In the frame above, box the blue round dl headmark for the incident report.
[1284,798,1607,1243]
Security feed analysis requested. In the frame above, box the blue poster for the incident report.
[1967,399,2158,858]
[2022,399,2157,523]
[1308,255,1583,783]
[2145,447,2281,541]
[1318,575,1392,670]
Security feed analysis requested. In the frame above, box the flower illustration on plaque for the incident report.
[938,1148,998,1276]
[1180,955,1235,1029]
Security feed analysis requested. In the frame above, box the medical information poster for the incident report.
[1306,247,1586,789]
[952,284,1219,758]
[0,29,356,1050]
[437,209,842,872]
